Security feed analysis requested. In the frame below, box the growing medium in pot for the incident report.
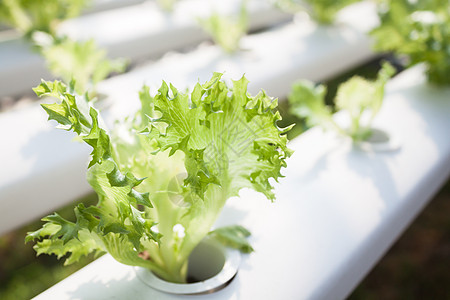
[26,73,293,283]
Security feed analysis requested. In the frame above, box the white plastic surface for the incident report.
[32,66,450,299]
[84,0,146,14]
[0,4,376,235]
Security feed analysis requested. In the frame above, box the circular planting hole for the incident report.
[355,128,400,152]
[135,239,240,295]
[187,240,225,283]
[367,128,390,144]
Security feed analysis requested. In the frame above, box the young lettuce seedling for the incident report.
[26,74,293,283]
[288,62,395,142]
[35,34,127,94]
[198,1,248,53]
[371,0,450,85]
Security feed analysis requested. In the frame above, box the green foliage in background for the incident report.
[371,0,450,85]
[198,1,248,53]
[0,0,88,37]
[288,62,395,142]
[274,0,361,24]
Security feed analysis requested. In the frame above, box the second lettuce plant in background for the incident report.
[198,0,248,53]
[288,62,395,142]
[35,34,126,94]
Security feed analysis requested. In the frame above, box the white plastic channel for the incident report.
[0,0,291,98]
[31,65,450,300]
[0,3,377,234]
[84,0,147,14]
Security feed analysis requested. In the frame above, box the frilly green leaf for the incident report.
[143,73,292,201]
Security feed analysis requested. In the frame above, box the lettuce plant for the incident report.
[35,34,127,94]
[198,1,248,53]
[371,0,450,85]
[26,73,292,283]
[288,62,395,142]
[274,0,361,24]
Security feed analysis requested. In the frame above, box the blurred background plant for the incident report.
[370,0,450,85]
[288,62,395,142]
[197,0,248,53]
[35,34,126,94]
